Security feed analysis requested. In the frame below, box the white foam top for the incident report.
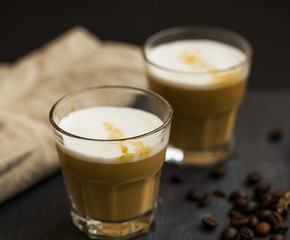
[58,107,166,163]
[147,40,247,87]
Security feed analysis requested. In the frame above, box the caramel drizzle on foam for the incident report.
[103,122,152,163]
[103,122,124,139]
[179,51,241,87]
[179,51,209,69]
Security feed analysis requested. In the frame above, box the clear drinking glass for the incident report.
[142,26,252,167]
[49,86,172,239]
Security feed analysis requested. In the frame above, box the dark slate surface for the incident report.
[1,90,290,240]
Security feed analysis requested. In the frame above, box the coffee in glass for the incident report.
[143,26,252,166]
[49,86,172,239]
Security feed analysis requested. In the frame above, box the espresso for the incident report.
[146,40,249,150]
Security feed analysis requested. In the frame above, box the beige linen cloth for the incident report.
[0,26,147,203]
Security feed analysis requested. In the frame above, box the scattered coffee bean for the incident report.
[267,211,284,226]
[234,198,247,210]
[269,128,284,142]
[239,226,254,239]
[270,234,286,240]
[231,215,249,227]
[221,227,238,240]
[255,182,271,199]
[180,167,288,239]
[255,182,271,194]
[257,209,272,220]
[228,209,242,218]
[272,190,286,201]
[259,194,274,209]
[246,172,263,184]
[242,201,258,214]
[199,193,212,207]
[229,190,248,201]
[169,175,183,183]
[211,166,227,177]
[274,222,288,234]
[186,189,202,202]
[201,216,218,229]
[254,222,271,236]
[247,216,259,228]
[213,189,227,198]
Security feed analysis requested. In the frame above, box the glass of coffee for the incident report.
[142,26,252,167]
[49,86,172,239]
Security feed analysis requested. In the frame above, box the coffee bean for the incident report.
[239,226,254,239]
[213,189,227,198]
[228,209,242,218]
[255,182,271,199]
[255,182,271,194]
[169,175,183,183]
[234,198,247,210]
[270,234,286,240]
[269,128,284,141]
[259,194,274,209]
[274,222,288,234]
[247,216,259,228]
[267,211,284,226]
[254,222,271,236]
[186,189,202,201]
[211,166,227,177]
[201,216,218,229]
[221,227,238,240]
[231,215,249,227]
[246,172,263,184]
[229,190,248,201]
[242,201,258,214]
[199,193,212,207]
[272,190,286,201]
[257,209,272,220]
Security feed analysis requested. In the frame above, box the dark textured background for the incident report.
[0,0,290,89]
[0,1,290,239]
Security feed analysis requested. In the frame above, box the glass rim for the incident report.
[49,85,173,142]
[142,25,253,75]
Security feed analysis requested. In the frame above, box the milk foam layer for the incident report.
[58,107,165,163]
[147,40,247,87]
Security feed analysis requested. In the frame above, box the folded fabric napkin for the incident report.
[0,26,147,203]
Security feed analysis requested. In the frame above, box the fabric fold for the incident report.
[0,26,147,203]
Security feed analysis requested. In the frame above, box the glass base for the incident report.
[70,206,156,239]
[165,138,235,167]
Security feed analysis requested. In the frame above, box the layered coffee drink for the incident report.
[57,107,166,221]
[143,26,252,166]
[49,86,172,239]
